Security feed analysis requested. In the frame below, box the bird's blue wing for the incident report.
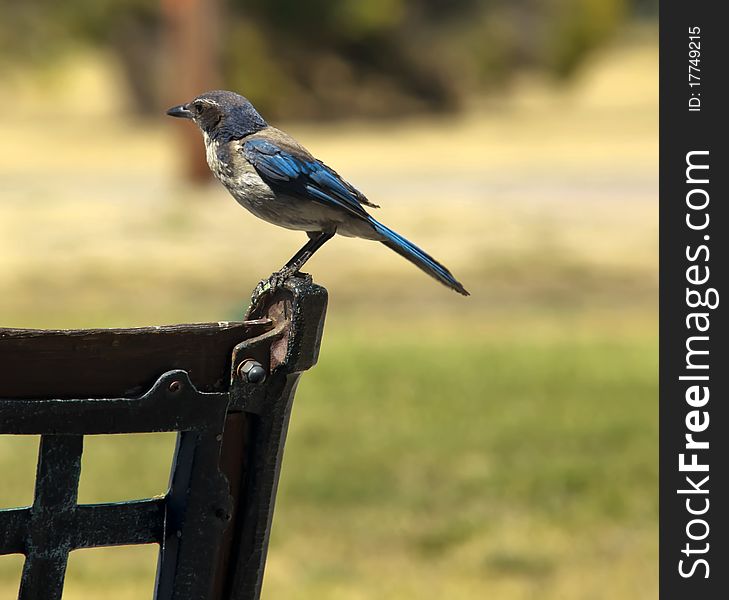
[242,138,373,219]
[241,139,300,182]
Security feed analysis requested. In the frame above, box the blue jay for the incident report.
[167,90,468,296]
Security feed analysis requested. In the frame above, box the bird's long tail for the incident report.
[370,219,469,296]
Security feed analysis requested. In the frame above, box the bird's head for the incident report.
[166,90,268,141]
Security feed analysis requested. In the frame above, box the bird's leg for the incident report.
[282,231,335,274]
[252,232,335,299]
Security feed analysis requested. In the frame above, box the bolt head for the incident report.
[247,364,266,383]
[238,359,267,384]
[168,380,182,393]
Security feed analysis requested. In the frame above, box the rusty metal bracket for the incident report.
[212,276,328,599]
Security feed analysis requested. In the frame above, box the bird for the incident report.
[166,90,469,296]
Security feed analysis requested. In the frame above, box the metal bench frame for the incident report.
[0,277,327,600]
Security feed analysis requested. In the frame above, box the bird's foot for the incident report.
[250,268,311,305]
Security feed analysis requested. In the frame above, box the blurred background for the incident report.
[0,1,656,598]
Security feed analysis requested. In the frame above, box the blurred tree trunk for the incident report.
[162,0,222,183]
[110,12,162,117]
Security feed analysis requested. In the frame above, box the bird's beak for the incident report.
[166,104,193,119]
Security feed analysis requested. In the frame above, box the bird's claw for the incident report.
[291,270,313,284]
[250,268,311,306]
[250,275,276,305]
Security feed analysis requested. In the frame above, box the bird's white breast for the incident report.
[201,133,359,234]
[203,133,232,181]
[203,134,291,222]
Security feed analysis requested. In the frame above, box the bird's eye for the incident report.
[192,103,204,115]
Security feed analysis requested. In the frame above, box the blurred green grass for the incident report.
[0,30,656,599]
[268,331,657,599]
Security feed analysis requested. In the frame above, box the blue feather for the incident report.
[243,138,370,219]
[370,219,469,296]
